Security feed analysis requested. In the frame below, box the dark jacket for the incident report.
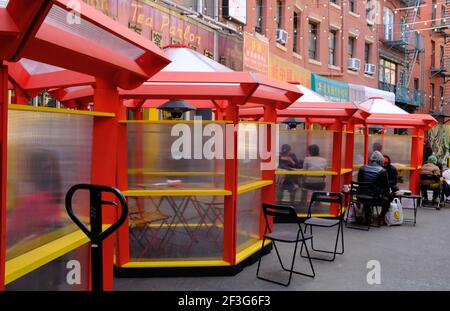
[357,163,390,199]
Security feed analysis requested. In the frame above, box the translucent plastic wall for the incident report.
[6,244,90,291]
[236,189,261,252]
[397,170,411,191]
[6,110,93,260]
[127,123,225,190]
[127,196,224,260]
[368,135,412,168]
[237,123,262,185]
[278,129,334,169]
[353,133,365,169]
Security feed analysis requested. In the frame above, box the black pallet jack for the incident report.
[65,184,128,291]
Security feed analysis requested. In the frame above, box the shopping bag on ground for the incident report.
[385,198,403,226]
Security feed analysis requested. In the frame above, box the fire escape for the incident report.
[383,0,425,109]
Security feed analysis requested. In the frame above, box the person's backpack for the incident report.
[385,198,403,226]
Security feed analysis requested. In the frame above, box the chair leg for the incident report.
[301,223,344,261]
[257,239,315,287]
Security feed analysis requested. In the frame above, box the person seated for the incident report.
[300,144,327,204]
[357,151,391,226]
[383,155,399,193]
[420,155,442,205]
[277,144,302,203]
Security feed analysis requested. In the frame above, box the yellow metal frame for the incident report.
[122,260,230,268]
[340,168,353,175]
[239,121,274,125]
[237,180,273,194]
[128,170,224,177]
[275,170,338,176]
[123,189,232,197]
[236,240,271,264]
[396,166,417,171]
[279,129,338,133]
[119,120,232,124]
[8,104,115,117]
[5,230,89,284]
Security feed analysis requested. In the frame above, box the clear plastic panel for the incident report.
[6,110,93,260]
[238,123,262,185]
[127,123,225,190]
[368,135,412,168]
[0,0,9,8]
[44,5,145,60]
[6,244,90,291]
[397,170,411,191]
[278,129,334,171]
[276,175,332,214]
[128,196,224,260]
[19,58,64,75]
[353,133,365,169]
[237,189,261,252]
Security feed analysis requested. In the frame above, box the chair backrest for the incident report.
[351,181,378,199]
[262,203,299,229]
[307,191,343,218]
[420,173,440,182]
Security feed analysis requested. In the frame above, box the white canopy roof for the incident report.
[162,46,233,72]
[358,96,408,114]
[294,84,327,103]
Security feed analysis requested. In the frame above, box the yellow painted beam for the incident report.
[122,260,230,268]
[340,168,353,175]
[119,120,232,124]
[5,230,89,284]
[396,166,417,171]
[236,240,272,264]
[128,171,224,177]
[279,129,338,133]
[123,189,232,197]
[275,170,338,176]
[8,104,115,117]
[237,180,273,194]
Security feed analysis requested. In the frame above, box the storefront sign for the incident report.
[222,0,247,24]
[311,73,349,102]
[268,54,311,88]
[83,0,215,54]
[218,32,243,71]
[243,32,269,75]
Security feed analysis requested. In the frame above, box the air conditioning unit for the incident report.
[276,29,288,45]
[348,58,361,71]
[364,63,376,75]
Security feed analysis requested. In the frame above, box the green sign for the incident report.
[311,73,349,102]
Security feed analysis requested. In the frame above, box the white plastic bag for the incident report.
[385,198,404,226]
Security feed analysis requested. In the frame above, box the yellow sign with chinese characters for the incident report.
[268,54,311,88]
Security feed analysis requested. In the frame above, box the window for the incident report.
[442,5,447,26]
[329,30,337,65]
[308,22,319,60]
[349,0,355,13]
[276,0,283,30]
[379,59,397,85]
[431,40,436,68]
[400,17,406,42]
[440,86,445,106]
[432,0,437,26]
[441,45,445,68]
[430,83,435,111]
[348,36,355,59]
[366,0,373,19]
[365,42,371,64]
[255,0,264,33]
[293,11,300,53]
[384,8,394,41]
[414,78,419,91]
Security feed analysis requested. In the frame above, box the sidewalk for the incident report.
[114,206,450,291]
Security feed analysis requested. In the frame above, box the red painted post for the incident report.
[410,127,424,195]
[92,78,120,291]
[116,102,130,267]
[0,63,8,290]
[223,102,237,265]
[364,125,369,165]
[260,105,276,239]
[344,123,355,186]
[330,122,343,215]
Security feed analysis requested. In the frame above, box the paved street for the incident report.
[115,205,450,291]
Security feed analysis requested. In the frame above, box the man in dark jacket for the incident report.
[357,151,391,226]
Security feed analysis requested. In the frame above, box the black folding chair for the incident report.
[300,192,344,262]
[345,182,382,231]
[420,174,443,210]
[256,203,315,287]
